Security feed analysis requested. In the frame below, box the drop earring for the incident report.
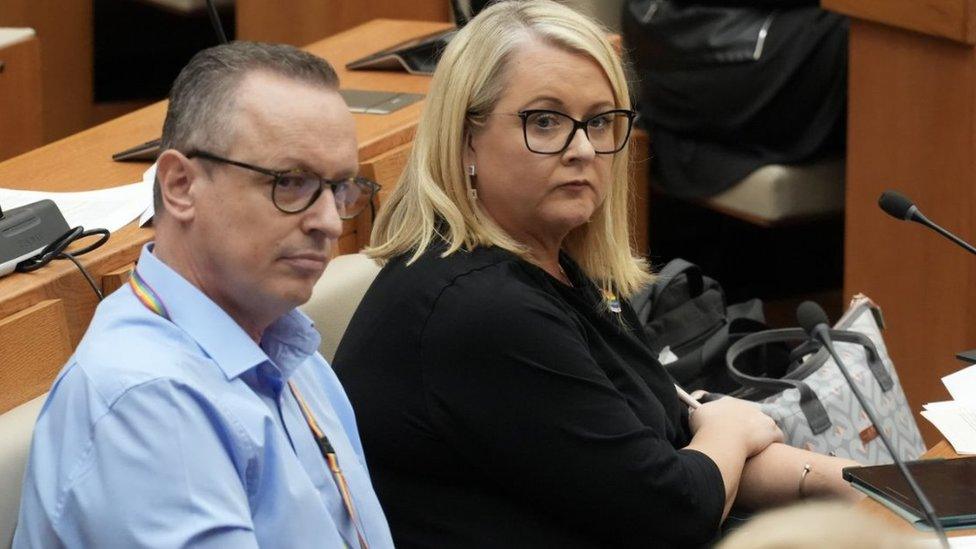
[466,165,478,200]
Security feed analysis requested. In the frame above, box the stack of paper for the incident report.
[922,365,976,455]
[0,165,156,234]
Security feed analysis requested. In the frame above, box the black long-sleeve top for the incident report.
[334,245,725,548]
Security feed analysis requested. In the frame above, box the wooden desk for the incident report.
[857,441,976,538]
[822,0,976,444]
[237,0,450,47]
[0,19,449,414]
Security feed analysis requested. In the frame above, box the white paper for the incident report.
[921,535,976,548]
[924,401,962,412]
[0,179,153,234]
[943,365,976,405]
[950,536,976,548]
[138,164,157,227]
[920,402,976,454]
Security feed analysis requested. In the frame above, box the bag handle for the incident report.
[726,327,895,435]
[651,258,704,306]
[824,329,894,391]
[753,329,893,393]
[726,329,832,434]
[632,258,707,325]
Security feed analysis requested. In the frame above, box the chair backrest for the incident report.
[301,253,382,362]
[0,393,46,548]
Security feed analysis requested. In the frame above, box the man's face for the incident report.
[186,71,357,329]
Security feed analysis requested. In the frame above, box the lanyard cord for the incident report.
[127,270,369,549]
[288,381,370,549]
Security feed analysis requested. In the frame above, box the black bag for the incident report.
[630,258,778,392]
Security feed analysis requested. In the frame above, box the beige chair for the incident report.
[702,158,845,227]
[0,394,45,548]
[301,253,382,362]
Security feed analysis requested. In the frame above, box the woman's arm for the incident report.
[684,398,784,519]
[736,443,863,508]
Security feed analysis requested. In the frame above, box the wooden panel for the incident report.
[823,0,976,44]
[237,0,451,47]
[0,32,42,161]
[843,20,976,444]
[358,141,413,250]
[101,263,135,295]
[361,141,411,201]
[0,0,94,142]
[335,231,359,257]
[0,299,71,414]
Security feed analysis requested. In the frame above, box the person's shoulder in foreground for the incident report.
[14,40,391,549]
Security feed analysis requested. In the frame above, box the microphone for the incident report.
[797,301,949,548]
[205,0,229,45]
[878,190,976,256]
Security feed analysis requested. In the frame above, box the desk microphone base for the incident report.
[0,199,70,277]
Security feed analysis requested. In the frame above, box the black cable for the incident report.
[16,226,111,301]
[205,0,229,45]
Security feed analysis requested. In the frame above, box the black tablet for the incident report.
[844,457,976,527]
[346,29,457,76]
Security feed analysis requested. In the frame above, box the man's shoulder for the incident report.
[70,287,221,405]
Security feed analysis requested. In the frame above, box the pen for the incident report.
[674,384,701,409]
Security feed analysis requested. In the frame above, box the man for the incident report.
[14,42,393,548]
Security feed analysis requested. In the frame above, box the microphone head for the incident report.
[797,301,830,337]
[878,190,916,221]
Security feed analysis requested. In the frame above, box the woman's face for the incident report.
[466,40,618,250]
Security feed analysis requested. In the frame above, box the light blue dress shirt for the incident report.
[14,244,394,549]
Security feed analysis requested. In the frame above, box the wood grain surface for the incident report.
[0,300,72,413]
[237,0,450,47]
[823,0,976,44]
[841,17,976,444]
[0,32,42,161]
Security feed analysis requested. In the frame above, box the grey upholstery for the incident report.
[0,394,45,548]
[301,253,382,362]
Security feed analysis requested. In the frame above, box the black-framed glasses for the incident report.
[187,150,381,219]
[515,109,637,155]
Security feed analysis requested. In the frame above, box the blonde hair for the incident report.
[716,501,923,549]
[366,0,651,297]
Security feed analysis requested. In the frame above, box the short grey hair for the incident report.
[155,41,340,212]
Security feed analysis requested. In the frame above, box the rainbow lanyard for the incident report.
[127,270,369,549]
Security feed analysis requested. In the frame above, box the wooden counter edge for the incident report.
[822,0,976,45]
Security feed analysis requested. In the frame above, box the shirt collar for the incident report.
[132,243,322,382]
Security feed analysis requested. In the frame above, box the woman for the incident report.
[334,2,858,547]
